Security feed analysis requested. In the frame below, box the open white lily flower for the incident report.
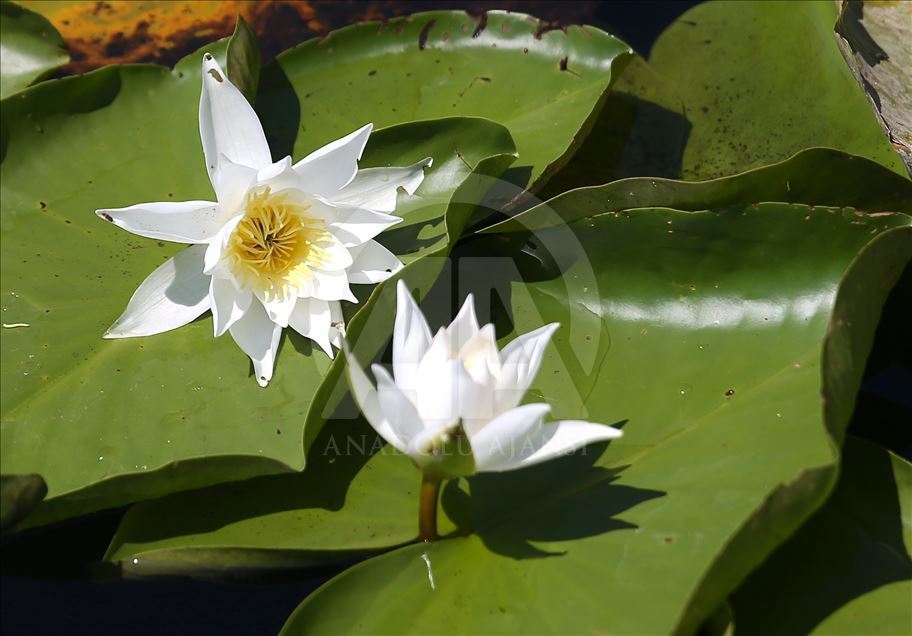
[97,53,430,386]
[346,280,622,479]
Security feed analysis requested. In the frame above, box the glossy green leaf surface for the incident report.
[649,0,906,180]
[731,437,912,635]
[532,55,688,199]
[0,0,67,99]
[485,147,912,234]
[110,205,910,636]
[0,35,515,527]
[279,205,911,635]
[257,10,633,193]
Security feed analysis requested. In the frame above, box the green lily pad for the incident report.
[0,473,46,533]
[0,35,516,527]
[225,15,260,106]
[277,205,909,635]
[649,0,906,180]
[532,54,689,199]
[257,10,633,193]
[484,147,912,235]
[730,437,911,635]
[108,205,909,633]
[0,1,68,99]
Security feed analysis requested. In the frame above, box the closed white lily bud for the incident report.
[345,280,622,478]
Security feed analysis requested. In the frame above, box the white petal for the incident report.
[372,364,425,445]
[288,298,334,357]
[335,158,432,212]
[213,157,257,214]
[446,294,481,353]
[259,292,298,328]
[310,269,357,302]
[327,301,344,348]
[483,420,623,473]
[469,403,550,472]
[257,156,293,182]
[203,214,242,275]
[328,206,403,248]
[495,323,560,414]
[347,240,403,284]
[292,124,372,197]
[458,324,501,388]
[315,233,355,272]
[199,53,272,183]
[415,357,475,429]
[393,280,432,392]
[210,276,253,336]
[343,344,408,453]
[96,200,222,244]
[104,244,210,338]
[228,300,281,387]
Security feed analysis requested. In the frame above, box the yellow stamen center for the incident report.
[228,188,332,300]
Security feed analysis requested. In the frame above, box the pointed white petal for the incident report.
[105,244,210,338]
[315,233,355,272]
[335,158,432,212]
[259,292,298,328]
[469,403,550,472]
[446,294,480,353]
[213,156,256,214]
[199,53,272,182]
[256,156,292,182]
[210,276,253,336]
[347,240,403,284]
[203,214,242,275]
[415,357,475,429]
[495,322,560,414]
[499,420,623,473]
[392,280,432,392]
[328,206,403,248]
[310,269,357,302]
[458,324,501,388]
[292,123,372,197]
[343,344,408,453]
[96,200,222,244]
[372,363,425,444]
[288,298,334,357]
[228,300,282,387]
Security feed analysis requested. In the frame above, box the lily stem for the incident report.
[419,474,442,541]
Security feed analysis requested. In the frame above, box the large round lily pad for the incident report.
[648,0,906,180]
[257,10,633,193]
[0,38,516,527]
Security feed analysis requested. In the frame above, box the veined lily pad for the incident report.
[649,0,906,180]
[0,0,68,99]
[257,10,633,193]
[0,36,516,527]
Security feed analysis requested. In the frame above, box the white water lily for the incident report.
[97,53,430,386]
[346,281,622,479]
